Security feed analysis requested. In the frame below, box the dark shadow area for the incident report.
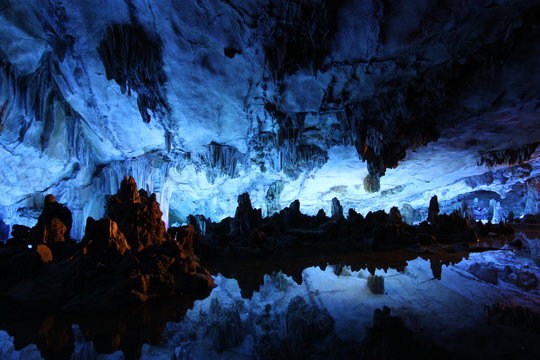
[0,292,206,360]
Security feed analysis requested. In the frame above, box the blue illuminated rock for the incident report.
[0,0,538,244]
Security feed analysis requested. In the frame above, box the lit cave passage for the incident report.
[0,0,540,359]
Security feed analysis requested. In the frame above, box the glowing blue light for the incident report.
[27,244,32,249]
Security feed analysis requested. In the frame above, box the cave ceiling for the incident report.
[0,0,539,237]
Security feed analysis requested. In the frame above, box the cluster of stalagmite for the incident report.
[0,176,213,311]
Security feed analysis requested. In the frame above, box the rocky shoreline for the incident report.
[195,192,515,261]
[0,176,526,312]
[0,177,213,311]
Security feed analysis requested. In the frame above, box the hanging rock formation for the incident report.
[97,23,169,123]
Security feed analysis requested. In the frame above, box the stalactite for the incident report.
[0,100,7,133]
[278,142,327,179]
[97,23,168,123]
[263,0,344,78]
[0,54,27,142]
[204,142,245,183]
[0,52,76,151]
[265,105,328,179]
[343,79,441,182]
[38,0,74,61]
[477,143,539,167]
[332,15,533,189]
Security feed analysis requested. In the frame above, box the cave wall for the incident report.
[1,0,540,238]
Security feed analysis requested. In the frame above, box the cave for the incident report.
[0,1,539,359]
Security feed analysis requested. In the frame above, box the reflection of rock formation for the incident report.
[0,314,75,360]
[284,296,335,356]
[428,257,464,280]
[207,298,244,352]
[485,302,540,332]
[210,252,472,299]
[170,250,540,359]
[0,295,200,360]
[360,306,449,360]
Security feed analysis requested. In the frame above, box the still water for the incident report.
[0,232,531,359]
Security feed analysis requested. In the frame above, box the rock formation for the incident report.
[106,176,170,252]
[35,194,73,243]
[428,195,440,224]
[0,177,213,311]
[200,193,482,260]
[231,192,262,239]
[0,218,9,241]
[82,217,131,260]
[331,197,344,221]
[359,306,450,360]
[1,0,539,239]
[5,194,76,262]
[524,177,540,218]
[285,296,335,354]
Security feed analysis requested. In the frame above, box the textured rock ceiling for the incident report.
[1,0,539,238]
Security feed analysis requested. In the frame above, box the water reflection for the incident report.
[0,246,503,359]
[207,249,473,298]
[0,291,208,360]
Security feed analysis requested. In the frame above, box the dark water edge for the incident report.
[0,290,209,360]
[207,248,470,298]
[0,232,524,359]
[205,233,516,297]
